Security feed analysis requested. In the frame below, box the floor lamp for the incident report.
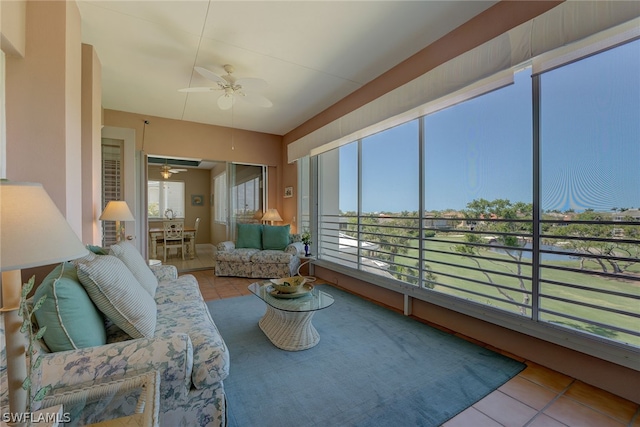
[99,200,135,242]
[0,181,88,419]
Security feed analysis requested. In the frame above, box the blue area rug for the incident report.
[207,284,524,427]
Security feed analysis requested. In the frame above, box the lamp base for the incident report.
[1,270,28,420]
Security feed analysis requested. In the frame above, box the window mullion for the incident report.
[357,138,363,271]
[531,73,541,323]
[418,117,425,289]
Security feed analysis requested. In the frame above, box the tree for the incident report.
[454,199,533,315]
[549,210,639,275]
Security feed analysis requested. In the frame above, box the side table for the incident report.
[297,255,316,282]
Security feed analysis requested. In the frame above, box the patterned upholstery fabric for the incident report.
[0,264,229,427]
[215,240,304,278]
[155,298,229,387]
[215,248,260,263]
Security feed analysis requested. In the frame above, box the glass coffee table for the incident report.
[248,281,334,351]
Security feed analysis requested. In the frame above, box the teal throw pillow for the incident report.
[34,262,106,352]
[262,224,291,250]
[236,223,263,249]
[86,244,108,255]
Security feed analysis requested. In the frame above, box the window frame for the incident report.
[147,180,186,220]
[312,37,640,370]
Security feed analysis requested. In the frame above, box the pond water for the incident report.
[489,242,579,262]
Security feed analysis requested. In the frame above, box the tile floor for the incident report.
[158,244,215,272]
[184,269,640,427]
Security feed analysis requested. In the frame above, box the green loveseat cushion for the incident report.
[236,223,263,249]
[262,224,291,250]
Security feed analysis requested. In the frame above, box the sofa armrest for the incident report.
[39,334,193,396]
[286,241,304,255]
[150,264,178,281]
[216,241,235,252]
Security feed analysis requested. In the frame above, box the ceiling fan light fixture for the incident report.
[161,170,171,179]
[181,64,271,111]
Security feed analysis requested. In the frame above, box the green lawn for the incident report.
[385,235,640,347]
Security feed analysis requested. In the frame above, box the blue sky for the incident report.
[338,39,639,213]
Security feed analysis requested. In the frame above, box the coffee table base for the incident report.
[258,306,320,351]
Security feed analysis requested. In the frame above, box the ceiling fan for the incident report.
[160,163,187,179]
[179,64,273,110]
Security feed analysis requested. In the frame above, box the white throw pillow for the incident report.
[109,241,158,296]
[76,255,157,339]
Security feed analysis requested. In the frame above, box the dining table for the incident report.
[148,227,197,260]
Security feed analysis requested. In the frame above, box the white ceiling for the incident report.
[78,1,497,136]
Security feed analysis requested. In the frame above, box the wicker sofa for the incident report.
[215,224,303,278]
[0,241,229,426]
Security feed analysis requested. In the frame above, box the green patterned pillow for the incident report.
[34,262,106,352]
[76,255,157,339]
[236,223,263,249]
[262,224,291,250]
[109,241,158,296]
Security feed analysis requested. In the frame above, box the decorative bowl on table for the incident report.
[270,276,307,294]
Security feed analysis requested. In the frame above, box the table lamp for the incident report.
[0,181,88,418]
[261,209,283,225]
[99,200,135,242]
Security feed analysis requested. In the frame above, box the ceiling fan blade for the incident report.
[169,169,187,173]
[217,94,235,110]
[194,66,227,84]
[235,77,268,91]
[178,87,219,93]
[240,92,273,108]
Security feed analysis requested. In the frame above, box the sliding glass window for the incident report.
[538,40,640,347]
[314,37,639,351]
[423,68,533,315]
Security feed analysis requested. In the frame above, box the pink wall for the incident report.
[81,44,103,245]
[5,0,84,236]
[104,110,290,224]
[104,110,282,167]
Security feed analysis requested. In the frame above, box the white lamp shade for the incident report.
[99,200,135,221]
[0,181,88,271]
[261,209,283,223]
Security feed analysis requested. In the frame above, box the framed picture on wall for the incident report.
[284,186,293,198]
[191,195,204,206]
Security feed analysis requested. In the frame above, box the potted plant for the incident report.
[19,276,52,414]
[301,230,312,257]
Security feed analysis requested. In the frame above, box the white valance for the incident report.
[288,1,640,163]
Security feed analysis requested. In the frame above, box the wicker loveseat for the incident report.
[0,241,229,426]
[215,224,303,278]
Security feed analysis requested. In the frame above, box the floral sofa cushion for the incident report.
[251,249,296,264]
[215,247,260,263]
[154,273,207,304]
[155,297,229,388]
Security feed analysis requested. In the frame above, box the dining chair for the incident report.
[190,218,201,257]
[163,220,185,262]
